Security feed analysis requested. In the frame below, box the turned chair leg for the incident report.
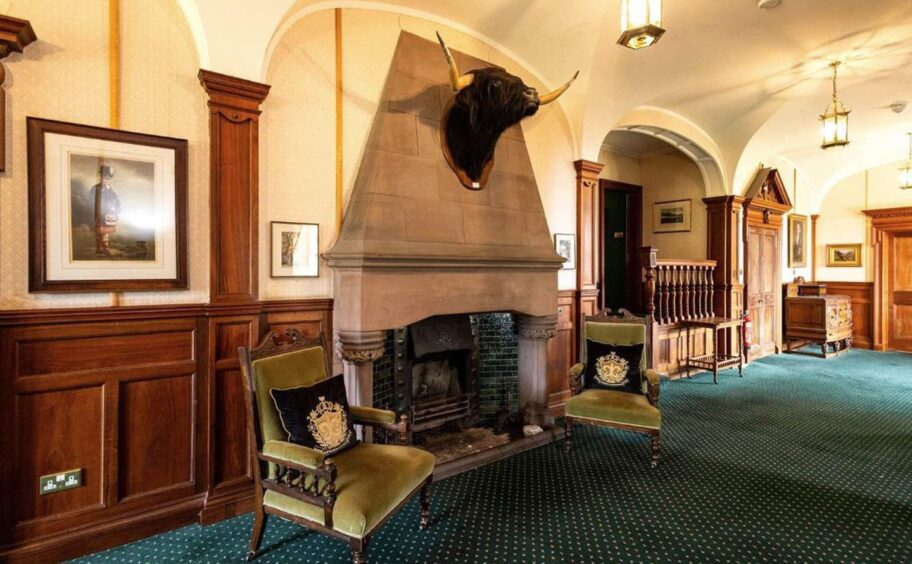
[650,432,661,468]
[420,478,432,530]
[246,503,268,561]
[351,538,368,564]
[565,418,574,453]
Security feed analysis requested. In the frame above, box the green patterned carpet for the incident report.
[75,350,912,563]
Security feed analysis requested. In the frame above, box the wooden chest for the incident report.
[784,294,853,358]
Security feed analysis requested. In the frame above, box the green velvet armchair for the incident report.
[564,309,662,467]
[239,329,435,564]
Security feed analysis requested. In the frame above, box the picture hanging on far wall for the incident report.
[826,243,863,267]
[554,233,576,270]
[653,199,692,233]
[271,221,319,277]
[788,214,808,268]
[27,118,188,292]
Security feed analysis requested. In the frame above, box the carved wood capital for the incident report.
[516,314,558,340]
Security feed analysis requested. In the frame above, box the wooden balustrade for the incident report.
[639,250,717,325]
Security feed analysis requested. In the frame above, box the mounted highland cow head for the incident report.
[436,32,578,190]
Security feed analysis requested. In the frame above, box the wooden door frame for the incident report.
[864,207,912,351]
[599,179,643,311]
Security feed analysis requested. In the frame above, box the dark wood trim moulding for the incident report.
[0,15,37,173]
[198,69,271,110]
[0,299,334,327]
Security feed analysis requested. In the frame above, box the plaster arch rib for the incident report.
[262,0,580,156]
[610,107,729,197]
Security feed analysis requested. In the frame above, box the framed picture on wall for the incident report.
[788,214,808,268]
[27,118,188,292]
[271,221,319,277]
[653,199,692,233]
[826,243,862,267]
[554,233,576,270]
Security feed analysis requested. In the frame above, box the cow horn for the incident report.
[436,31,474,91]
[539,71,580,105]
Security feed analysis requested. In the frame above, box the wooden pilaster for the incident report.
[703,195,744,320]
[199,70,271,303]
[574,159,604,328]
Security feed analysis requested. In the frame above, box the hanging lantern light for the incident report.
[900,133,912,190]
[618,0,665,50]
[819,61,851,149]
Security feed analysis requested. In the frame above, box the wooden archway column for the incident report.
[864,206,912,352]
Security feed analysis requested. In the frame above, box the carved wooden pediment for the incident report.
[743,168,792,212]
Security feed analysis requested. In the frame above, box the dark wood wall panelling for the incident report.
[0,300,333,562]
[547,290,578,415]
[814,282,874,349]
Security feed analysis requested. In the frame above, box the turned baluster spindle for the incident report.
[659,268,669,324]
[707,267,715,316]
[644,263,656,322]
[697,267,705,318]
[687,267,696,320]
[668,266,679,323]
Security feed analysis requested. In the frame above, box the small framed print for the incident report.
[826,243,862,268]
[554,233,576,270]
[271,221,319,277]
[27,118,188,292]
[788,214,808,268]
[653,199,692,233]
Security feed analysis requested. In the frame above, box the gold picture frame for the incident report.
[826,243,862,268]
[653,199,692,233]
[788,214,808,268]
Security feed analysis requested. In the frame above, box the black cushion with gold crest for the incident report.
[270,374,359,456]
[584,340,644,394]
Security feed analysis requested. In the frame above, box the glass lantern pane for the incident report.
[649,0,663,26]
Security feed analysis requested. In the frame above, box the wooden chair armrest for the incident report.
[644,369,660,406]
[569,363,585,395]
[350,407,410,445]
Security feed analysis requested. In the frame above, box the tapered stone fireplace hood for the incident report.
[324,32,563,335]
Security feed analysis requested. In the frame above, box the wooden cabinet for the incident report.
[784,295,854,357]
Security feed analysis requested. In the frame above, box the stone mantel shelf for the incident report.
[324,255,564,270]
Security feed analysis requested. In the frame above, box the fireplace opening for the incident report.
[393,315,481,435]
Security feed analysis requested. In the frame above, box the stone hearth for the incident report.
[325,32,561,428]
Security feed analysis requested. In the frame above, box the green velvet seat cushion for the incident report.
[565,388,661,430]
[263,443,436,539]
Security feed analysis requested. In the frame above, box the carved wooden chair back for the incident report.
[238,329,331,465]
[580,308,652,374]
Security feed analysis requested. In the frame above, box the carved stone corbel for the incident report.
[334,330,386,412]
[0,15,37,172]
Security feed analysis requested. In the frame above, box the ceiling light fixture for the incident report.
[618,0,665,50]
[758,0,783,9]
[820,61,851,149]
[900,133,912,190]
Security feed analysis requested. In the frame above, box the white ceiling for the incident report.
[180,0,912,200]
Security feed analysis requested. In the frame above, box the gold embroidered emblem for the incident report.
[308,396,351,452]
[595,352,630,386]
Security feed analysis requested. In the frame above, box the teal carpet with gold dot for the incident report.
[74,350,912,562]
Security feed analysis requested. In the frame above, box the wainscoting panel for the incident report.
[0,299,332,562]
[654,323,712,377]
[547,290,577,415]
[817,281,874,349]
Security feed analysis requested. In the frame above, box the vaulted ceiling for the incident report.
[180,0,912,198]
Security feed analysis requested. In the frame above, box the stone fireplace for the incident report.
[324,32,562,429]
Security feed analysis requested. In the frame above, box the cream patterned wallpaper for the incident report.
[0,0,208,309]
[260,9,578,299]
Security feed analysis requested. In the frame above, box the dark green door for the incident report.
[603,190,628,310]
